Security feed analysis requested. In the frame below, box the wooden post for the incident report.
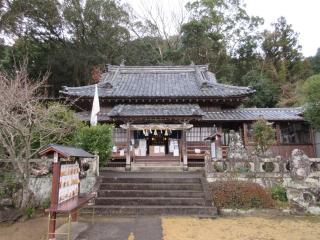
[310,126,317,157]
[243,123,248,146]
[48,152,60,240]
[126,123,131,171]
[276,123,281,144]
[71,211,78,222]
[182,122,188,171]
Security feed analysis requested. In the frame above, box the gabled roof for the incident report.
[108,104,204,117]
[39,144,94,158]
[204,108,303,121]
[60,65,254,99]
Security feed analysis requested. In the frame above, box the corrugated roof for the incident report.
[204,108,303,121]
[60,65,254,98]
[108,104,204,117]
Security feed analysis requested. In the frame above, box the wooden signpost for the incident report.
[39,144,96,240]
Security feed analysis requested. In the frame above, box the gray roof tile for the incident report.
[204,108,303,121]
[75,106,303,122]
[108,104,204,117]
[39,144,94,158]
[61,65,254,98]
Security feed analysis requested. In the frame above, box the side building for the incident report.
[60,64,316,169]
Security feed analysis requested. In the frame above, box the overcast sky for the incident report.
[125,0,320,57]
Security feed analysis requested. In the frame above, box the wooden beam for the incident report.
[276,123,281,144]
[126,123,131,171]
[310,126,317,156]
[48,157,60,239]
[182,122,188,171]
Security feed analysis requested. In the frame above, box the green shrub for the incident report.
[252,119,275,156]
[73,124,113,166]
[42,198,51,209]
[213,162,227,172]
[0,187,5,199]
[210,180,274,209]
[270,185,287,202]
[25,207,35,218]
[0,172,20,198]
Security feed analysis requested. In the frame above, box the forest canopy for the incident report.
[0,0,319,108]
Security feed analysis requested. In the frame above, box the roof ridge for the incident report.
[204,107,302,114]
[106,64,209,73]
[213,82,253,91]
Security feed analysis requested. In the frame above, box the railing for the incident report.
[204,153,320,177]
[218,144,316,160]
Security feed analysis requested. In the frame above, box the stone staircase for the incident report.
[90,171,217,216]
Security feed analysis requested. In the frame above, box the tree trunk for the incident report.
[20,154,33,209]
[20,178,33,209]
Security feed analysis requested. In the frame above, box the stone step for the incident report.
[95,197,205,206]
[97,190,204,198]
[100,177,201,184]
[133,160,180,164]
[85,205,217,216]
[99,182,203,191]
[131,166,184,172]
[99,171,203,178]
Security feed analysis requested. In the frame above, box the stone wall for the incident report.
[28,156,99,207]
[205,150,320,215]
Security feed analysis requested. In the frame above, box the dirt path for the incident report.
[1,215,320,240]
[0,216,48,240]
[162,216,320,240]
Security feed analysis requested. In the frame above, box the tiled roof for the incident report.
[204,108,303,121]
[75,106,304,122]
[39,144,94,158]
[75,111,111,121]
[60,65,254,98]
[108,104,204,117]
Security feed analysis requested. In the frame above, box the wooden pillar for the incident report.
[48,152,60,240]
[276,123,281,144]
[182,122,188,171]
[126,123,131,171]
[243,123,248,146]
[310,126,317,157]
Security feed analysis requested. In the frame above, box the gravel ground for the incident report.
[162,216,320,240]
[1,215,320,240]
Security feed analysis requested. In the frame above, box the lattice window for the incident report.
[187,127,214,142]
[112,128,127,143]
[201,127,212,140]
[187,127,201,141]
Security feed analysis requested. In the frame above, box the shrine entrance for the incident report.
[120,123,193,170]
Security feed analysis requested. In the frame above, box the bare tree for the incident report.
[126,0,188,62]
[0,63,80,208]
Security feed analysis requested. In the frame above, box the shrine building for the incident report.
[60,64,317,170]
